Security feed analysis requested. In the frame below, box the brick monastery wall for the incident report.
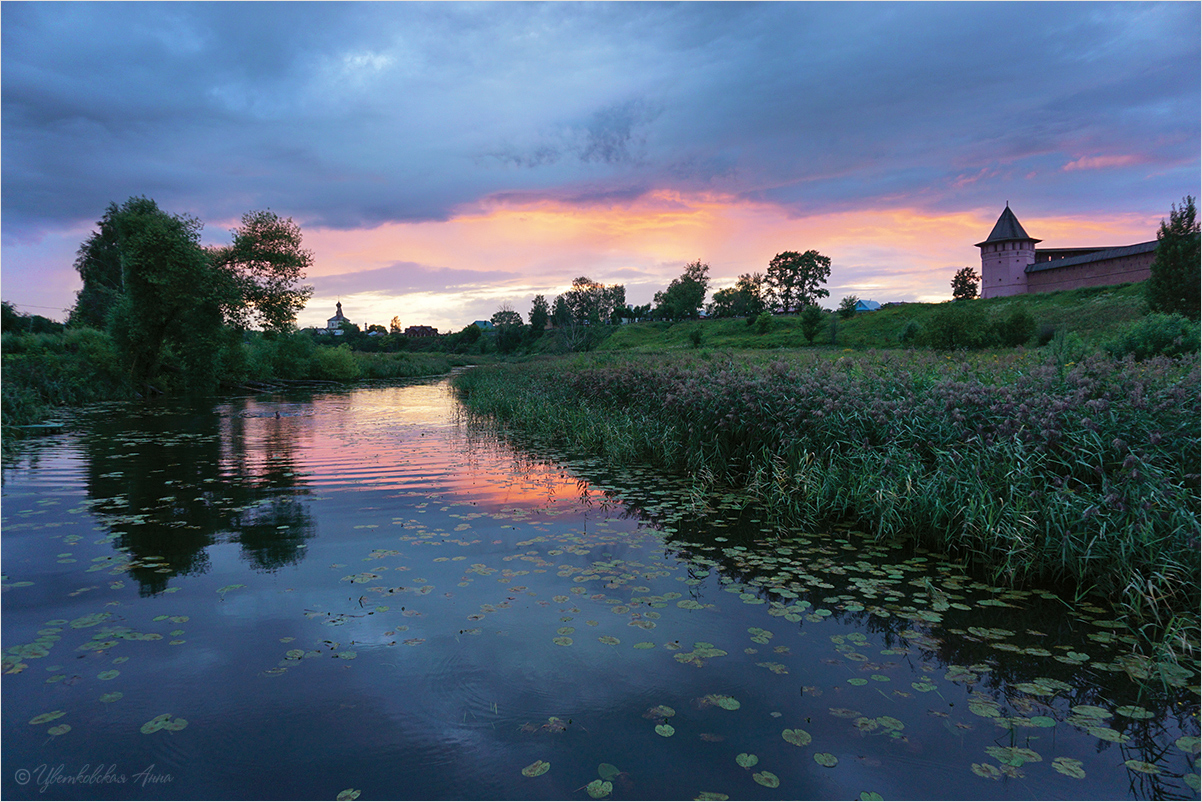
[1025,251,1155,294]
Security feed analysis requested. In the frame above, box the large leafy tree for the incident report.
[67,211,125,329]
[101,197,231,391]
[561,276,625,324]
[211,210,315,334]
[490,303,523,328]
[766,250,831,314]
[708,272,767,319]
[653,260,710,320]
[1146,196,1200,319]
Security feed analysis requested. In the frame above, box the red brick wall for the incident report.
[1026,251,1155,294]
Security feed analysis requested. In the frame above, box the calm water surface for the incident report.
[2,377,1198,800]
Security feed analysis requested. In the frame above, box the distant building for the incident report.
[325,301,350,335]
[404,325,439,338]
[472,320,495,331]
[977,205,1156,298]
[854,300,881,312]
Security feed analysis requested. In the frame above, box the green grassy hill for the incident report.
[599,281,1148,352]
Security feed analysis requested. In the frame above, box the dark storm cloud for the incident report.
[3,2,1199,244]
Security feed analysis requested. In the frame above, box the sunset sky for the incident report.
[3,2,1199,332]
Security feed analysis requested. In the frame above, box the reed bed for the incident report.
[453,349,1200,639]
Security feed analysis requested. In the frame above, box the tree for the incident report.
[1146,196,1200,319]
[799,304,825,343]
[951,266,979,301]
[838,295,859,319]
[561,277,625,324]
[653,260,710,320]
[766,250,831,314]
[101,196,230,392]
[490,303,523,328]
[707,272,765,319]
[211,210,315,334]
[390,316,403,334]
[67,209,125,329]
[552,295,572,327]
[529,295,550,333]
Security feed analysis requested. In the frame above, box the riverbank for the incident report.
[452,348,1201,658]
[1,327,482,436]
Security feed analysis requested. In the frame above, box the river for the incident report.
[2,376,1197,800]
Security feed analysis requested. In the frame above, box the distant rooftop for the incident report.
[975,205,1041,247]
[1026,241,1156,273]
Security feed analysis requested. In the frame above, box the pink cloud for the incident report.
[1062,154,1142,172]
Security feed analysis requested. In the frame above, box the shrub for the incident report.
[799,305,824,343]
[995,307,1036,347]
[922,302,994,350]
[1036,323,1057,347]
[898,320,922,345]
[1105,313,1201,361]
[313,343,361,381]
[688,328,703,348]
[753,311,773,334]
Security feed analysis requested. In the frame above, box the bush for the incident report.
[898,320,922,346]
[921,302,993,350]
[313,343,361,381]
[688,328,703,348]
[1036,323,1057,347]
[1105,313,1201,361]
[799,305,824,344]
[994,307,1036,347]
[753,311,773,334]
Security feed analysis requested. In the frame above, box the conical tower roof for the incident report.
[975,205,1041,247]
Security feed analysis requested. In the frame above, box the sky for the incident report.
[3,2,1199,332]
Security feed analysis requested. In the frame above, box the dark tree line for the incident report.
[67,197,314,392]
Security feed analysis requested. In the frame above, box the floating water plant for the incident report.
[521,760,550,777]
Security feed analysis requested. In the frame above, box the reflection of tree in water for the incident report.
[81,396,315,593]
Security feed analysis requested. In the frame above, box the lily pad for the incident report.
[521,760,550,777]
[971,763,1001,779]
[598,636,620,646]
[644,705,676,719]
[752,771,779,788]
[336,790,361,801]
[29,711,66,725]
[1175,735,1201,754]
[1123,760,1162,774]
[598,763,620,782]
[1051,757,1086,779]
[1115,705,1154,720]
[47,724,71,737]
[99,692,124,704]
[552,637,573,646]
[814,752,838,767]
[735,753,758,768]
[586,779,613,798]
[782,728,812,747]
[97,669,119,681]
[655,724,675,737]
[695,794,729,801]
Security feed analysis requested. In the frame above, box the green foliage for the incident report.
[562,277,625,324]
[707,273,765,319]
[1,328,128,431]
[688,328,703,349]
[2,302,64,334]
[460,323,482,344]
[529,295,550,334]
[922,302,989,350]
[951,266,980,300]
[654,260,709,320]
[1146,196,1200,319]
[491,305,523,328]
[995,306,1036,347]
[898,320,922,345]
[1105,313,1201,361]
[799,305,825,343]
[766,250,831,313]
[838,295,858,319]
[211,210,315,334]
[312,344,362,381]
[754,311,773,335]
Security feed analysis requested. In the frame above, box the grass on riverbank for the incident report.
[453,348,1201,657]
